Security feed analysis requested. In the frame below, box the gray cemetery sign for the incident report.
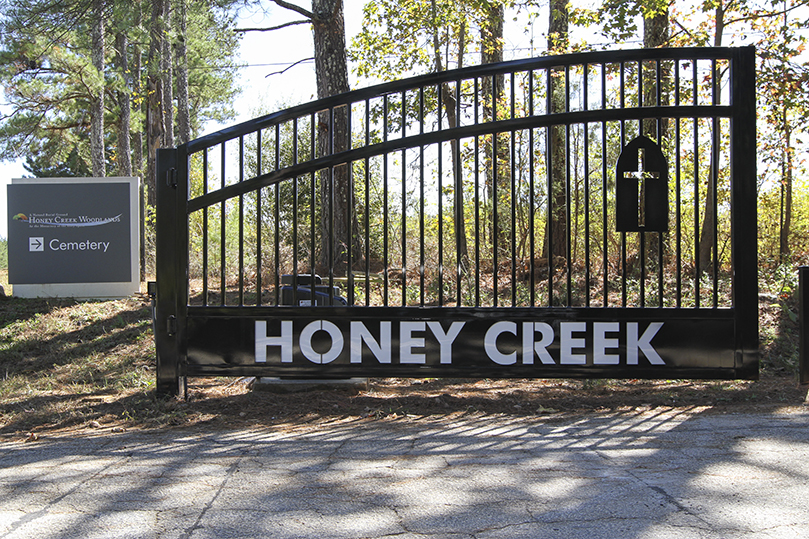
[7,177,140,298]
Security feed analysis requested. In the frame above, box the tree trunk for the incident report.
[643,2,670,116]
[90,0,105,177]
[779,111,793,262]
[132,7,144,179]
[543,0,568,265]
[161,0,174,148]
[697,3,724,277]
[312,0,359,275]
[433,0,469,272]
[146,0,166,206]
[480,4,503,88]
[481,3,505,254]
[116,31,132,177]
[642,3,670,271]
[175,0,190,144]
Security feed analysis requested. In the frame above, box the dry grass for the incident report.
[0,294,185,435]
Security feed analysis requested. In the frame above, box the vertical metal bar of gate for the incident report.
[175,144,190,384]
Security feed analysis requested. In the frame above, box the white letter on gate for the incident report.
[560,322,587,365]
[593,322,620,365]
[427,321,465,364]
[350,321,392,364]
[627,322,665,365]
[300,320,344,364]
[400,321,427,364]
[255,320,293,363]
[485,321,517,365]
[522,322,555,365]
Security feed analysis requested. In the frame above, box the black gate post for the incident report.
[155,147,180,396]
[800,267,809,385]
[731,46,759,378]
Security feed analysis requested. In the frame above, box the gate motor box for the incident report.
[280,274,347,306]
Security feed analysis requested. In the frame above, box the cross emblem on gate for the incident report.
[623,148,660,228]
[615,135,669,232]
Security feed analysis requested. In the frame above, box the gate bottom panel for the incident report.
[182,307,750,380]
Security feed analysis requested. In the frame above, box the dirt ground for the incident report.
[142,372,807,432]
[6,372,807,440]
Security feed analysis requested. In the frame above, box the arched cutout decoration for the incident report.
[616,135,669,233]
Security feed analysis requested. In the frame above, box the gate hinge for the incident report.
[166,168,177,189]
[167,315,177,336]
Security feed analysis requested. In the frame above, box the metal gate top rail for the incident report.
[188,47,745,153]
[155,47,757,395]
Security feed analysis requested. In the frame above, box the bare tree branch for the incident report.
[671,17,696,41]
[725,3,807,27]
[271,0,313,20]
[235,19,311,33]
[264,56,314,77]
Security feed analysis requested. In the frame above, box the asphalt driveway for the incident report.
[1,408,808,538]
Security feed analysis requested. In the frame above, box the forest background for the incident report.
[0,0,807,273]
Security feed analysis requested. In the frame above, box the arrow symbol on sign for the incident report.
[29,237,44,252]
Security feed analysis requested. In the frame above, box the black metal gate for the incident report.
[154,47,758,396]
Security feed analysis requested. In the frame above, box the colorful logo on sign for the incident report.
[10,212,122,228]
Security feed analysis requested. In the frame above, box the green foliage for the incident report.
[759,172,809,265]
[0,0,241,176]
[570,0,671,45]
[24,141,94,178]
[350,0,510,80]
[184,1,241,130]
[183,54,747,310]
[0,237,7,271]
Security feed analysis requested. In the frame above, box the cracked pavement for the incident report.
[1,408,808,538]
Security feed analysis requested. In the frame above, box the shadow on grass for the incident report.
[0,297,79,330]
[2,372,804,436]
[0,299,152,375]
[0,391,184,435]
[759,291,801,375]
[1,290,806,436]
[0,296,159,434]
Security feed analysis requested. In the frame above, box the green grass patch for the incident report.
[1,238,8,295]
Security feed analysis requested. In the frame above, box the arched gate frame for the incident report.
[154,47,757,396]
